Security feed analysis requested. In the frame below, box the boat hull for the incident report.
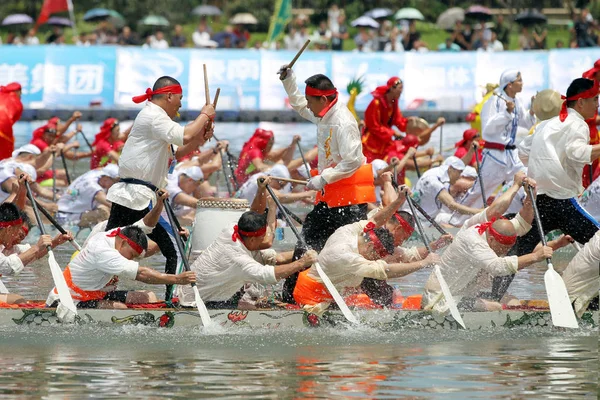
[3,307,598,330]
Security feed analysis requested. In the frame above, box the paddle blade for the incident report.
[48,251,78,322]
[193,285,213,327]
[0,278,9,294]
[544,264,579,329]
[434,265,466,329]
[315,262,359,325]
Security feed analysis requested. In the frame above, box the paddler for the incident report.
[582,59,600,187]
[235,164,315,205]
[293,187,440,314]
[278,65,376,303]
[423,177,566,313]
[164,165,205,226]
[561,230,599,317]
[89,118,131,169]
[449,69,536,226]
[182,177,318,308]
[361,77,445,162]
[580,176,600,221]
[453,128,482,167]
[0,82,23,161]
[46,191,196,309]
[105,75,215,301]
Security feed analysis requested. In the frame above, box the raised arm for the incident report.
[280,69,319,123]
[371,187,406,228]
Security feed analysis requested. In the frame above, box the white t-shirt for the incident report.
[0,161,34,203]
[45,219,154,305]
[580,177,600,222]
[186,224,278,302]
[107,101,185,210]
[412,166,450,220]
[57,169,105,216]
[312,220,388,290]
[0,245,24,276]
[562,231,600,317]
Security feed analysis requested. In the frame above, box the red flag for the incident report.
[36,0,70,26]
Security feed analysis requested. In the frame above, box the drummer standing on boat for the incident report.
[105,76,215,301]
[449,69,536,226]
[278,65,376,303]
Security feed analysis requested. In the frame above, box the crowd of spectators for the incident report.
[0,6,598,51]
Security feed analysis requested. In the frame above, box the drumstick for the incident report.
[213,88,220,108]
[493,92,508,103]
[279,40,310,79]
[203,64,210,105]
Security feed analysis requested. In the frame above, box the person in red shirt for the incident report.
[582,60,600,187]
[90,118,129,169]
[0,82,23,161]
[385,134,443,185]
[453,128,482,167]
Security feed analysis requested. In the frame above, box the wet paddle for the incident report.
[220,147,234,197]
[473,143,486,206]
[405,192,465,329]
[25,181,78,322]
[78,130,93,151]
[60,149,71,185]
[296,141,312,179]
[526,185,579,329]
[411,200,448,236]
[439,125,443,156]
[33,199,82,252]
[264,180,359,325]
[413,154,421,179]
[163,197,212,327]
[0,277,8,294]
[51,151,56,202]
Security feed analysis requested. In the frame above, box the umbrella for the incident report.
[192,5,222,16]
[139,15,170,27]
[364,8,393,20]
[2,14,33,26]
[83,8,124,22]
[46,17,73,27]
[230,13,258,25]
[465,5,492,21]
[515,9,547,26]
[394,8,425,21]
[436,7,464,30]
[351,16,380,29]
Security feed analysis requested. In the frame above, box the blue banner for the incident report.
[0,46,598,112]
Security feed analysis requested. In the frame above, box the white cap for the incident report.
[371,159,389,179]
[296,163,311,179]
[101,163,119,179]
[498,69,520,90]
[443,156,465,171]
[461,166,478,179]
[12,144,41,159]
[16,163,37,181]
[180,166,204,182]
[266,164,291,180]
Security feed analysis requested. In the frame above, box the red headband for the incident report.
[559,80,599,122]
[305,86,338,97]
[363,222,391,258]
[232,224,267,242]
[0,218,23,228]
[393,213,415,236]
[132,84,183,104]
[107,228,144,255]
[476,219,517,246]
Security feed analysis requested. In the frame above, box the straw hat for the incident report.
[532,89,563,121]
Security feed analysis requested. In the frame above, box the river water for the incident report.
[1,121,597,399]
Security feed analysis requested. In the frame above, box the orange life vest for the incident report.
[293,269,377,308]
[53,266,118,302]
[313,164,376,208]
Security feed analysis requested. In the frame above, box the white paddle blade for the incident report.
[434,265,466,329]
[193,285,213,327]
[48,251,78,322]
[315,262,359,325]
[0,278,9,294]
[544,264,579,329]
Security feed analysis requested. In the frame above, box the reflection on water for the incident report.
[0,326,597,399]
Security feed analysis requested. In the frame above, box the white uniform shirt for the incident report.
[45,219,153,306]
[282,71,365,184]
[526,109,592,199]
[412,165,450,220]
[311,220,388,290]
[424,210,532,312]
[0,245,24,276]
[107,101,185,210]
[0,161,32,203]
[481,90,535,146]
[580,177,600,221]
[562,231,600,317]
[188,224,278,302]
[57,169,105,216]
[164,169,192,217]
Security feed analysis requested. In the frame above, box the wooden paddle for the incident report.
[60,149,71,185]
[405,192,465,329]
[263,180,359,325]
[278,40,311,80]
[78,130,93,151]
[25,180,78,323]
[267,176,308,185]
[473,143,487,206]
[526,185,579,328]
[33,199,82,252]
[412,154,421,179]
[51,151,56,202]
[0,277,8,294]
[296,141,312,180]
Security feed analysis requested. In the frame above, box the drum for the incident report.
[406,117,431,145]
[191,197,249,254]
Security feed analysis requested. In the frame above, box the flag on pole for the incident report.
[36,0,70,26]
[267,0,292,44]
